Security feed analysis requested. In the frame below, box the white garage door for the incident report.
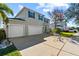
[28,25,43,35]
[8,24,25,38]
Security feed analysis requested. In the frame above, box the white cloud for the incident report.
[36,3,69,12]
[38,3,45,7]
[36,3,54,12]
[43,9,50,12]
[36,3,46,9]
[18,4,24,10]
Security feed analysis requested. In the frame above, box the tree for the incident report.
[63,17,68,30]
[65,3,79,24]
[48,7,65,42]
[48,8,64,29]
[0,3,13,44]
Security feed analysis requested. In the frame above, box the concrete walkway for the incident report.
[10,34,79,56]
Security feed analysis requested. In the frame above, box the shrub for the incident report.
[0,29,6,42]
[50,28,62,34]
[55,28,62,34]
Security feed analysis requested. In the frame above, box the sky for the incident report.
[6,3,69,18]
[0,3,77,28]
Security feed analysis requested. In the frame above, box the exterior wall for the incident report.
[8,19,28,37]
[8,7,50,37]
[28,25,43,35]
[43,22,49,33]
[25,23,28,36]
[8,24,25,38]
[3,7,50,38]
[9,19,26,24]
[15,7,44,26]
[27,18,44,26]
[49,23,54,29]
[15,7,45,32]
[15,8,28,20]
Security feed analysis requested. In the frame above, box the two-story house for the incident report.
[5,7,49,38]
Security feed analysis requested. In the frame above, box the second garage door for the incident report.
[28,25,43,35]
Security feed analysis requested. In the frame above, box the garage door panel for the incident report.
[28,25,43,35]
[8,24,25,38]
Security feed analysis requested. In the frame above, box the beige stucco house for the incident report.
[7,7,50,38]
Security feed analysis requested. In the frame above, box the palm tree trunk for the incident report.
[6,24,10,44]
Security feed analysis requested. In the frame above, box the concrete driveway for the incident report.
[9,33,79,56]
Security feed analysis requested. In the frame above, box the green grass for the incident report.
[60,32,75,37]
[0,45,21,56]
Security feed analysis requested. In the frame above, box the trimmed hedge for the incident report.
[60,32,74,37]
[0,29,6,42]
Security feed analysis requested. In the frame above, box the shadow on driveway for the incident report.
[9,33,50,51]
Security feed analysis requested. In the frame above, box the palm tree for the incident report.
[0,3,13,44]
[65,3,79,24]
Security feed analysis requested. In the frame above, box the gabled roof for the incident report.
[14,6,50,22]
[15,7,25,18]
[15,7,44,18]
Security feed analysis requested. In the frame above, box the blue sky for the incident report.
[0,3,77,27]
[6,3,69,18]
[6,3,49,18]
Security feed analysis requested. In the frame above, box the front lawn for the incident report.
[60,32,75,37]
[0,44,21,56]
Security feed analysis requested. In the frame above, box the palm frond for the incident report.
[0,3,14,16]
[0,10,9,24]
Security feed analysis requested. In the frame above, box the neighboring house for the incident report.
[55,20,66,30]
[49,19,66,30]
[5,7,50,38]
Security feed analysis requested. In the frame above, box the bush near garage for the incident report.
[50,28,62,35]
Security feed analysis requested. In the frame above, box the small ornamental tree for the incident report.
[48,8,64,29]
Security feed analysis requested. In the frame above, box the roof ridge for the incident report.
[15,6,50,19]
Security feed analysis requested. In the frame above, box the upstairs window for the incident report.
[28,11,35,18]
[38,14,43,20]
[44,18,49,23]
